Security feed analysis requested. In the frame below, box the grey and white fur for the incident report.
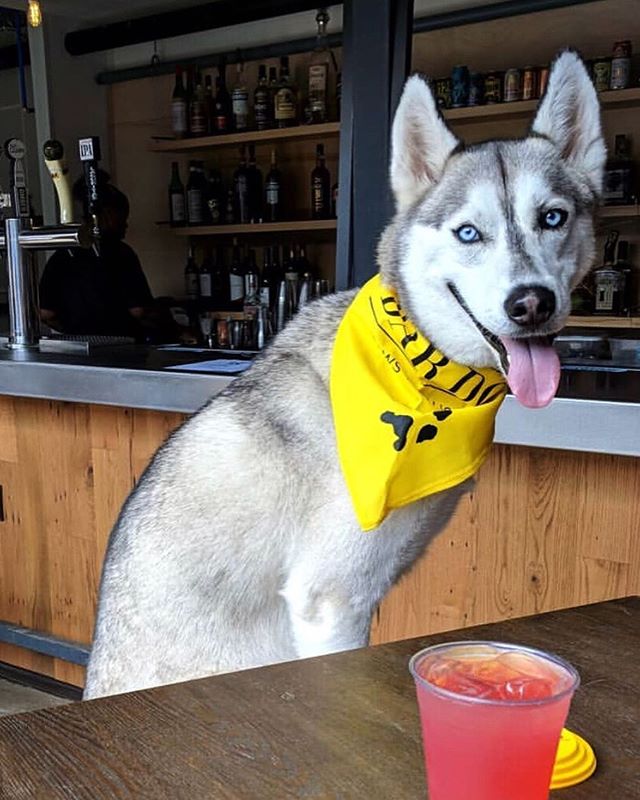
[84,51,605,699]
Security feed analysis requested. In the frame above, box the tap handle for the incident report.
[43,139,74,225]
[78,136,101,242]
[4,138,29,221]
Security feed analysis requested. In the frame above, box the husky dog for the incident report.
[84,51,605,699]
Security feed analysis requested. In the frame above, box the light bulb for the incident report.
[27,0,42,28]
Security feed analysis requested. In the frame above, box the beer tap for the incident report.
[0,137,91,351]
[79,136,101,251]
[43,139,74,225]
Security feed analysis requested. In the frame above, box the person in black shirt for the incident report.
[39,179,155,339]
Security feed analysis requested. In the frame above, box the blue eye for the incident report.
[540,208,568,230]
[455,224,481,243]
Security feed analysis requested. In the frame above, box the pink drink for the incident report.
[409,642,579,800]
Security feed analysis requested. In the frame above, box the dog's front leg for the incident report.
[281,567,372,659]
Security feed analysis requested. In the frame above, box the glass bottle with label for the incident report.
[171,66,188,139]
[184,246,199,300]
[186,161,206,225]
[254,65,272,130]
[260,246,273,308]
[199,251,214,300]
[310,143,331,219]
[275,56,298,128]
[168,161,186,226]
[603,134,635,206]
[265,149,282,222]
[190,69,207,137]
[206,167,224,225]
[307,8,333,123]
[229,238,245,306]
[232,62,249,132]
[244,249,259,305]
[246,144,263,224]
[214,61,232,133]
[233,146,250,224]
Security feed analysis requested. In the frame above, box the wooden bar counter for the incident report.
[0,348,637,687]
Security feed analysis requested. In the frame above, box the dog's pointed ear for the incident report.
[390,74,459,212]
[531,50,606,196]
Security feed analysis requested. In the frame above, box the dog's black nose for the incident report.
[504,285,556,326]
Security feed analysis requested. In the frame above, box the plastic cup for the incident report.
[409,641,580,800]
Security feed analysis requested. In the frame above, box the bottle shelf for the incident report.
[168,219,337,236]
[150,122,341,153]
[599,204,640,219]
[443,86,640,124]
[565,315,640,329]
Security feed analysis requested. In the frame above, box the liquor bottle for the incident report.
[244,249,259,305]
[284,244,299,315]
[186,160,206,225]
[615,240,634,314]
[206,167,224,225]
[225,189,235,224]
[171,66,188,139]
[254,65,272,130]
[229,238,245,306]
[260,245,273,307]
[231,62,249,132]
[307,8,332,124]
[310,143,331,219]
[233,146,250,224]
[199,251,214,300]
[246,144,263,223]
[211,247,229,306]
[296,244,312,276]
[274,56,298,128]
[190,69,207,137]
[264,149,282,222]
[168,161,186,226]
[594,230,624,314]
[603,134,635,206]
[184,246,199,300]
[214,61,232,133]
[185,67,195,136]
[204,74,215,135]
[268,65,279,102]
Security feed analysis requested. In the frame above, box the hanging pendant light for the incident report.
[27,0,42,28]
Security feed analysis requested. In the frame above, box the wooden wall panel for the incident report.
[370,445,640,644]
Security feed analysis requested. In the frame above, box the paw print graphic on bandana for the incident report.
[381,408,453,451]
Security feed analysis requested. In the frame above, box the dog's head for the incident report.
[381,51,606,408]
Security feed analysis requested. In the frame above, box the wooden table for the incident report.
[0,598,638,799]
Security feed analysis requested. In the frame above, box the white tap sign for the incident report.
[79,137,101,162]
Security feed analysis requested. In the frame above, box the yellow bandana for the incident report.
[330,274,507,531]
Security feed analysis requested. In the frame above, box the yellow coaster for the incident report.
[551,728,597,790]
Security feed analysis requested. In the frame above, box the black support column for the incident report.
[335,0,414,290]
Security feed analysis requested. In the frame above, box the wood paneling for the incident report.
[0,397,186,685]
[371,445,640,644]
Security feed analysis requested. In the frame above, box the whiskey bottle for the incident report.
[189,69,207,137]
[186,160,206,225]
[307,8,332,123]
[254,65,272,130]
[275,56,298,128]
[246,144,263,223]
[214,60,232,133]
[184,246,199,300]
[233,146,250,224]
[171,66,188,139]
[310,143,331,219]
[231,61,249,132]
[603,134,635,206]
[264,149,282,222]
[168,161,186,226]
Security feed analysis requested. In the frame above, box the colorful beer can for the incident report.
[593,57,611,92]
[451,64,470,108]
[522,66,538,100]
[435,77,452,109]
[504,68,522,102]
[484,71,502,104]
[468,72,485,106]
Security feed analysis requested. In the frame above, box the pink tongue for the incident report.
[499,336,560,409]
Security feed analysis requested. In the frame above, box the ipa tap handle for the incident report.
[78,136,101,247]
[43,139,74,225]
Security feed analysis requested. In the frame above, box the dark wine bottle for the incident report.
[265,149,282,222]
[310,143,330,219]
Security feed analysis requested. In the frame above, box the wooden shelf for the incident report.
[149,122,340,153]
[565,315,640,329]
[444,86,640,125]
[599,204,640,219]
[169,219,337,236]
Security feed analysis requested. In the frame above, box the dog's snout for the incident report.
[504,285,556,327]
